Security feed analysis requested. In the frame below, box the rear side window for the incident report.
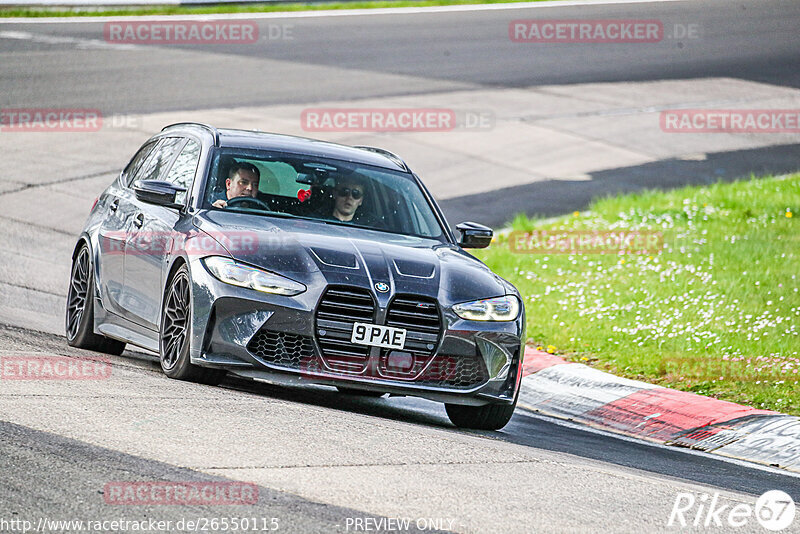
[163,139,201,204]
[122,141,157,186]
[129,137,185,186]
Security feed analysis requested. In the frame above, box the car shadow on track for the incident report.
[222,374,456,430]
[12,325,799,499]
[229,369,800,498]
[119,346,456,430]
[126,347,800,498]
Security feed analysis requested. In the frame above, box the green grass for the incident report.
[0,0,554,18]
[475,174,800,414]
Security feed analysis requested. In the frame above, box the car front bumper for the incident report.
[188,258,525,407]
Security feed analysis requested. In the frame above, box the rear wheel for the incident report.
[160,265,226,386]
[65,244,126,355]
[336,386,385,397]
[445,398,517,430]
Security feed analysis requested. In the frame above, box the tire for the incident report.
[160,264,226,386]
[336,386,385,397]
[65,244,126,355]
[445,398,517,430]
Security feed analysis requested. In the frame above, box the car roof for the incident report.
[161,124,409,172]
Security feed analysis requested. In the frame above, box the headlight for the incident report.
[202,256,306,296]
[453,295,520,321]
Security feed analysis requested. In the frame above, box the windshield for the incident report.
[202,148,446,240]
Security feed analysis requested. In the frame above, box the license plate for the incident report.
[351,322,406,350]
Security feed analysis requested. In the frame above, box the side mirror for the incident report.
[456,221,493,249]
[133,180,185,209]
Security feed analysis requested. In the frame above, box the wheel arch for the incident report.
[159,254,190,330]
[72,234,102,312]
[165,255,189,289]
[71,235,92,260]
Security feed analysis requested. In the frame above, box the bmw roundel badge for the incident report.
[375,282,390,293]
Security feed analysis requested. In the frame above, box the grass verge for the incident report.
[475,174,800,414]
[0,0,553,18]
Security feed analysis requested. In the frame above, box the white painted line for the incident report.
[0,0,690,24]
[0,29,138,49]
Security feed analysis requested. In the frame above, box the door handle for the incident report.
[133,213,144,228]
[109,198,119,212]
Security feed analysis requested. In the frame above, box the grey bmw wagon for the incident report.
[66,123,525,429]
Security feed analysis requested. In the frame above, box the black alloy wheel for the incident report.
[65,244,125,355]
[159,264,226,385]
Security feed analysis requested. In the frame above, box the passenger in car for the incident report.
[331,176,366,222]
[211,161,261,208]
[322,174,384,229]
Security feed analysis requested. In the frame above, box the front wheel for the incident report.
[160,265,226,386]
[445,399,517,430]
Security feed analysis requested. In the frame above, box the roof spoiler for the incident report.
[353,146,408,171]
[162,122,220,146]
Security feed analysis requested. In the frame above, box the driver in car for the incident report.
[211,161,260,208]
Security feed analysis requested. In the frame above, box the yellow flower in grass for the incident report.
[573,211,580,217]
[787,210,793,218]
[546,345,556,354]
[536,346,544,351]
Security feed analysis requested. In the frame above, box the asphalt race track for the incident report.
[1,0,799,111]
[2,0,800,532]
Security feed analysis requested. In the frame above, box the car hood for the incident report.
[193,211,508,303]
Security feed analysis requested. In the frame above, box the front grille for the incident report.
[379,295,441,379]
[247,329,314,370]
[415,353,489,389]
[315,287,376,373]
[247,288,485,390]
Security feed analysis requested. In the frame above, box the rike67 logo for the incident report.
[668,490,795,531]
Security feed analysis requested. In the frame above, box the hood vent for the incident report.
[393,259,435,279]
[310,247,358,269]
